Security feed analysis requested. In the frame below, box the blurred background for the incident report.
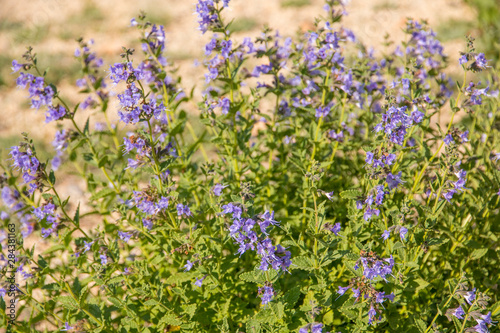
[0,0,498,155]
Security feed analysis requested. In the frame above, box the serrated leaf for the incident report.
[143,299,159,307]
[108,276,124,285]
[283,286,301,308]
[159,313,183,326]
[340,189,363,199]
[37,255,48,269]
[470,248,488,260]
[427,238,449,246]
[182,303,197,319]
[73,202,80,225]
[270,302,284,320]
[56,296,79,310]
[90,188,116,201]
[291,256,314,271]
[42,244,65,254]
[246,319,261,333]
[414,316,427,333]
[42,283,61,291]
[108,296,122,307]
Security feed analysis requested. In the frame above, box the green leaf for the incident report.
[108,276,124,285]
[414,316,427,333]
[291,256,314,271]
[37,255,48,269]
[73,202,80,226]
[42,283,61,291]
[182,303,197,319]
[427,238,449,246]
[107,296,122,307]
[56,296,79,310]
[42,244,65,254]
[246,319,261,333]
[90,188,116,201]
[270,302,285,320]
[340,189,363,199]
[143,299,159,307]
[83,117,90,135]
[159,313,183,326]
[283,286,301,308]
[98,155,108,168]
[470,248,488,260]
[49,170,56,185]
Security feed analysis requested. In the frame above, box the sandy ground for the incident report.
[0,0,474,140]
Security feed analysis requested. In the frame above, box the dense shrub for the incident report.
[1,1,499,332]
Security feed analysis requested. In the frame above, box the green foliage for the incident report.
[0,2,499,333]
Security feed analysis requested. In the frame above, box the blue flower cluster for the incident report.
[51,129,71,170]
[223,204,291,271]
[132,190,170,217]
[13,57,67,122]
[443,169,468,202]
[299,322,328,333]
[1,187,34,238]
[33,202,59,238]
[354,253,394,281]
[257,285,274,305]
[195,0,230,34]
[373,105,424,145]
[446,287,497,333]
[337,251,395,325]
[9,145,40,194]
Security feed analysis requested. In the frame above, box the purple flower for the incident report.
[381,230,390,240]
[452,305,465,319]
[258,285,274,305]
[387,172,404,190]
[460,130,469,143]
[100,254,108,265]
[194,276,206,287]
[195,0,220,34]
[184,260,194,271]
[474,53,489,70]
[143,218,153,230]
[368,306,377,325]
[337,286,350,296]
[365,152,374,165]
[459,55,468,65]
[464,288,476,305]
[11,60,23,72]
[400,227,408,241]
[83,240,94,253]
[363,207,380,221]
[45,105,66,123]
[218,97,231,115]
[444,134,454,145]
[480,312,494,325]
[118,231,132,242]
[61,322,73,331]
[311,323,323,333]
[329,222,341,236]
[177,204,192,217]
[315,106,330,118]
[109,62,130,83]
[213,183,228,196]
[443,190,456,202]
[325,191,334,201]
[384,153,397,166]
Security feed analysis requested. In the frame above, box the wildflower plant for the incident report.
[1,1,499,332]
